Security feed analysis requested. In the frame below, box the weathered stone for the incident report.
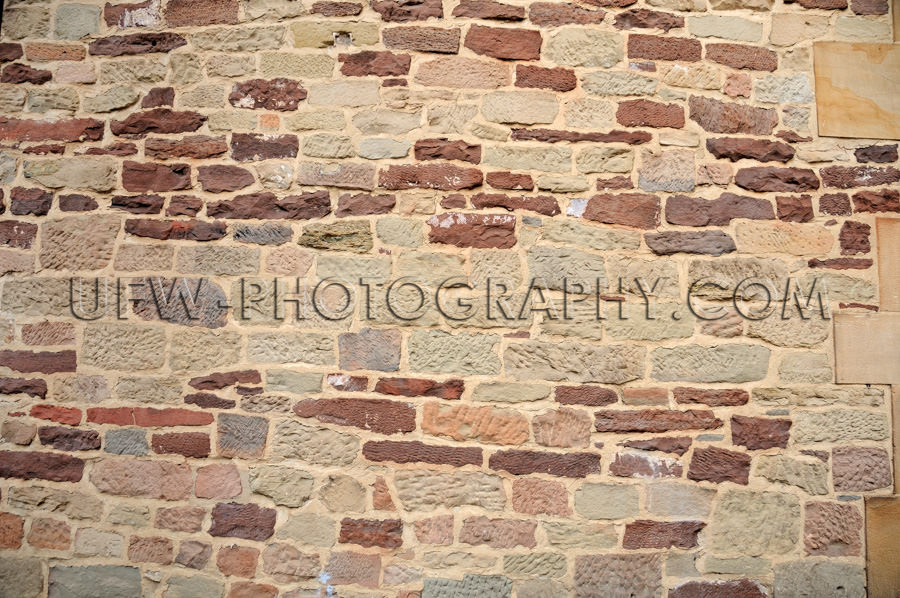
[89,33,186,56]
[272,420,359,464]
[209,503,276,541]
[804,501,862,556]
[394,470,506,510]
[423,574,512,598]
[575,483,639,519]
[90,459,190,500]
[249,465,314,507]
[25,158,117,192]
[651,345,769,382]
[832,446,892,491]
[48,566,141,598]
[689,95,777,134]
[708,490,800,555]
[574,554,662,598]
[773,561,865,598]
[298,220,372,253]
[793,410,888,443]
[230,78,307,111]
[546,28,623,67]
[756,455,828,495]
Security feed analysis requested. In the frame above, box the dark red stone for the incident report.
[122,161,191,193]
[464,25,542,60]
[0,377,47,398]
[706,43,777,71]
[0,451,84,482]
[852,188,900,213]
[10,187,52,216]
[614,8,683,31]
[528,2,605,26]
[485,171,534,190]
[415,138,481,163]
[489,449,602,478]
[689,96,777,135]
[839,221,871,255]
[673,387,749,407]
[111,194,164,214]
[687,446,750,484]
[371,0,443,21]
[125,219,227,242]
[373,377,464,399]
[1,63,51,84]
[669,580,767,598]
[555,385,618,406]
[855,144,897,163]
[363,440,482,466]
[731,415,791,450]
[821,166,900,189]
[207,191,330,220]
[511,128,652,144]
[0,350,76,374]
[111,108,206,137]
[616,99,685,128]
[707,137,794,162]
[89,33,186,56]
[0,117,103,142]
[151,432,211,458]
[142,87,175,108]
[379,163,483,190]
[584,193,660,229]
[666,193,774,226]
[340,51,411,76]
[197,165,255,193]
[628,33,701,61]
[231,133,299,161]
[452,0,524,19]
[294,398,416,435]
[595,409,722,432]
[735,167,819,193]
[312,1,364,15]
[38,427,101,452]
[145,136,228,159]
[471,192,560,216]
[622,436,691,456]
[623,520,704,549]
[0,44,23,63]
[427,212,516,248]
[228,79,307,111]
[209,503,276,541]
[776,195,813,222]
[515,64,576,91]
[336,193,396,217]
[339,518,403,548]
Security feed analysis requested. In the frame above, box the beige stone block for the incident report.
[834,313,900,384]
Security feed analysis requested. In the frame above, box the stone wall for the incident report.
[0,0,896,596]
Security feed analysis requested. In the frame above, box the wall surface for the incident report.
[0,0,897,596]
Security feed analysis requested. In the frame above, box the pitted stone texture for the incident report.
[506,341,644,383]
[575,483,639,520]
[395,470,506,511]
[0,558,43,598]
[832,446,892,491]
[708,490,800,556]
[804,501,862,556]
[48,566,141,598]
[546,28,623,68]
[40,216,120,271]
[651,345,769,382]
[574,554,662,598]
[793,410,889,443]
[409,330,501,375]
[82,323,165,371]
[423,574,513,598]
[773,561,865,598]
[482,91,558,125]
[272,420,359,465]
[755,455,828,495]
[250,465,315,507]
[639,149,695,192]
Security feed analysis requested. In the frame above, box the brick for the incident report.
[460,516,536,548]
[584,193,660,229]
[0,117,103,142]
[374,377,464,398]
[231,133,299,161]
[229,79,307,111]
[339,518,402,548]
[112,194,164,214]
[688,446,751,484]
[673,387,749,406]
[489,449,603,477]
[0,377,47,398]
[210,503,276,541]
[217,545,258,578]
[382,26,460,53]
[0,350,76,374]
[90,459,191,499]
[595,409,722,432]
[852,188,900,213]
[122,161,191,193]
[427,212,516,248]
[454,0,525,19]
[707,137,793,162]
[511,128,652,144]
[617,99,684,128]
[0,513,24,549]
[529,3,605,26]
[804,501,862,556]
[689,96,777,135]
[515,64,576,91]
[464,25,541,60]
[294,398,415,435]
[513,478,571,515]
[622,437,692,455]
[415,138,481,163]
[706,43,777,71]
[855,144,897,163]
[336,192,395,217]
[731,415,791,450]
[156,506,205,532]
[615,9,684,31]
[89,33,186,57]
[111,108,206,137]
[165,0,239,26]
[151,432,210,458]
[628,34,701,61]
[840,221,870,255]
[666,193,773,226]
[1,63,52,84]
[623,520,704,549]
[340,51,410,76]
[146,136,227,160]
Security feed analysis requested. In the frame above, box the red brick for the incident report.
[339,518,402,548]
[1,63,51,84]
[231,133,299,161]
[111,108,206,137]
[529,2,605,26]
[735,166,820,193]
[293,398,416,435]
[839,221,871,255]
[628,34,701,61]
[30,405,81,426]
[415,138,481,163]
[151,432,211,458]
[146,135,228,160]
[380,163,482,190]
[0,450,84,482]
[855,144,897,163]
[0,350,76,374]
[428,212,516,248]
[0,513,24,549]
[617,99,684,128]
[489,449,603,477]
[464,25,542,60]
[207,191,330,220]
[363,439,482,466]
[165,0,239,26]
[453,0,525,19]
[371,0,442,20]
[689,96,778,135]
[614,8,684,31]
[706,43,777,71]
[673,387,749,407]
[374,377,464,398]
[622,436,691,455]
[312,1,364,15]
[217,545,259,577]
[89,32,186,56]
[125,219,226,242]
[0,117,103,142]
[852,188,900,213]
[336,192,396,217]
[584,193,661,229]
[623,520,704,549]
[471,191,559,215]
[515,64,576,91]
[595,409,722,432]
[512,128,652,144]
[556,385,618,406]
[340,51,411,76]
[0,377,47,398]
[210,503,276,541]
[731,415,791,450]
[485,171,534,190]
[687,446,750,484]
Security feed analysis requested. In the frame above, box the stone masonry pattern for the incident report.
[0,0,896,596]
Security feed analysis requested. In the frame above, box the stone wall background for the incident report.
[0,0,897,596]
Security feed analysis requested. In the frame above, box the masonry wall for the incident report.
[0,0,897,596]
